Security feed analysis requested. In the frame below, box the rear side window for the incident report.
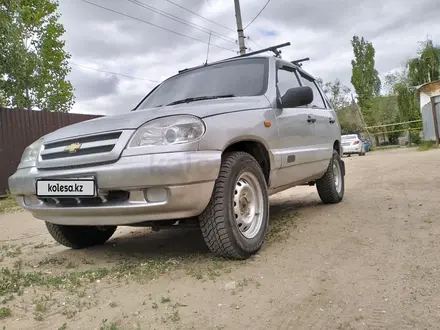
[316,83,333,109]
[299,73,327,109]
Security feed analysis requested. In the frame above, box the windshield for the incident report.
[137,57,269,109]
[342,134,358,140]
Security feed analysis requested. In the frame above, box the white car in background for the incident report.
[341,134,366,156]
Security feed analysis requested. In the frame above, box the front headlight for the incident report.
[127,115,206,148]
[20,138,44,164]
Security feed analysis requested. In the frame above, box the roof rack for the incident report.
[234,42,291,59]
[291,57,310,67]
[178,42,292,74]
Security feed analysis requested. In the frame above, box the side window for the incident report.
[277,68,301,100]
[299,74,327,109]
[316,83,333,109]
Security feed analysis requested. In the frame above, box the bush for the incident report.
[410,131,422,145]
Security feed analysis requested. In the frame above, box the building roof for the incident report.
[415,79,440,95]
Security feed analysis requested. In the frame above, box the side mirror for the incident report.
[281,86,313,108]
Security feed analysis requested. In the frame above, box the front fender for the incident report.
[198,108,279,169]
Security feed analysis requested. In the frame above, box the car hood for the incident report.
[43,96,271,142]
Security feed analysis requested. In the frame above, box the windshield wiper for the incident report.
[166,94,235,106]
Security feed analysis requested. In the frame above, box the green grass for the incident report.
[0,194,21,214]
[369,145,401,151]
[0,244,22,261]
[100,319,120,330]
[418,140,437,151]
[266,212,300,244]
[1,255,230,296]
[0,306,12,319]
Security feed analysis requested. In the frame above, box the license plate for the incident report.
[36,179,96,197]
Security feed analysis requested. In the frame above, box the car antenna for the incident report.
[204,32,212,66]
[291,57,310,67]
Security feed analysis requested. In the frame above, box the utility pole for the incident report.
[351,93,374,144]
[234,0,246,55]
[430,96,439,147]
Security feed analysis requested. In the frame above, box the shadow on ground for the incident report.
[47,194,326,265]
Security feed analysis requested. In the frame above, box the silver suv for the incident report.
[8,43,345,260]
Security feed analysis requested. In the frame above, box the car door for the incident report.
[271,65,318,187]
[298,72,334,167]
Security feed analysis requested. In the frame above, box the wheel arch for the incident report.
[222,139,272,185]
[333,139,342,156]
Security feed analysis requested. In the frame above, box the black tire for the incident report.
[316,150,344,204]
[45,222,117,249]
[199,151,269,260]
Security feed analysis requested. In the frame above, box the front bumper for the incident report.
[8,151,221,226]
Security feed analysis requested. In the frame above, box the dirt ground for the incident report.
[1,147,440,330]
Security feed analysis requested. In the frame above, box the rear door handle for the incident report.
[307,116,316,123]
[329,117,336,124]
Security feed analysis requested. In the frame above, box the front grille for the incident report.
[39,190,129,207]
[41,132,122,161]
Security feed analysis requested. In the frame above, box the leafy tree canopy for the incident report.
[0,0,74,112]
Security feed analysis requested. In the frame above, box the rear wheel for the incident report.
[316,150,344,204]
[199,151,269,260]
[46,223,117,249]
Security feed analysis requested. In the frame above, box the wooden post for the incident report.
[431,96,439,147]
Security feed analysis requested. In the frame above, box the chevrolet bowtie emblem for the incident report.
[64,143,82,153]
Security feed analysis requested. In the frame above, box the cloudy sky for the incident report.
[58,0,440,115]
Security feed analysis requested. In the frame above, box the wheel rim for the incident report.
[332,158,342,194]
[233,171,264,239]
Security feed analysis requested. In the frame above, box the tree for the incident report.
[0,0,74,111]
[407,38,440,85]
[350,35,381,125]
[0,90,7,108]
[317,78,351,110]
[385,70,420,124]
[317,77,360,134]
[383,38,439,126]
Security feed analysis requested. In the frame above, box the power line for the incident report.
[79,0,236,53]
[247,36,263,50]
[244,0,272,30]
[126,0,236,44]
[70,62,161,82]
[161,0,235,33]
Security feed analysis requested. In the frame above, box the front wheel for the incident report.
[199,151,269,260]
[46,223,117,249]
[316,150,344,204]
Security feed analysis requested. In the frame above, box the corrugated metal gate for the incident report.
[0,108,101,196]
[421,96,440,141]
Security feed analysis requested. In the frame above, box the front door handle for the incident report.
[329,117,336,124]
[307,116,316,123]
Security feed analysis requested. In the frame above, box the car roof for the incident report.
[176,55,318,83]
[177,55,272,74]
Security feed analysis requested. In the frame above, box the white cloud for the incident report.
[58,0,440,115]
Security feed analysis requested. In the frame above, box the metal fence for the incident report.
[0,108,101,196]
[421,96,440,142]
